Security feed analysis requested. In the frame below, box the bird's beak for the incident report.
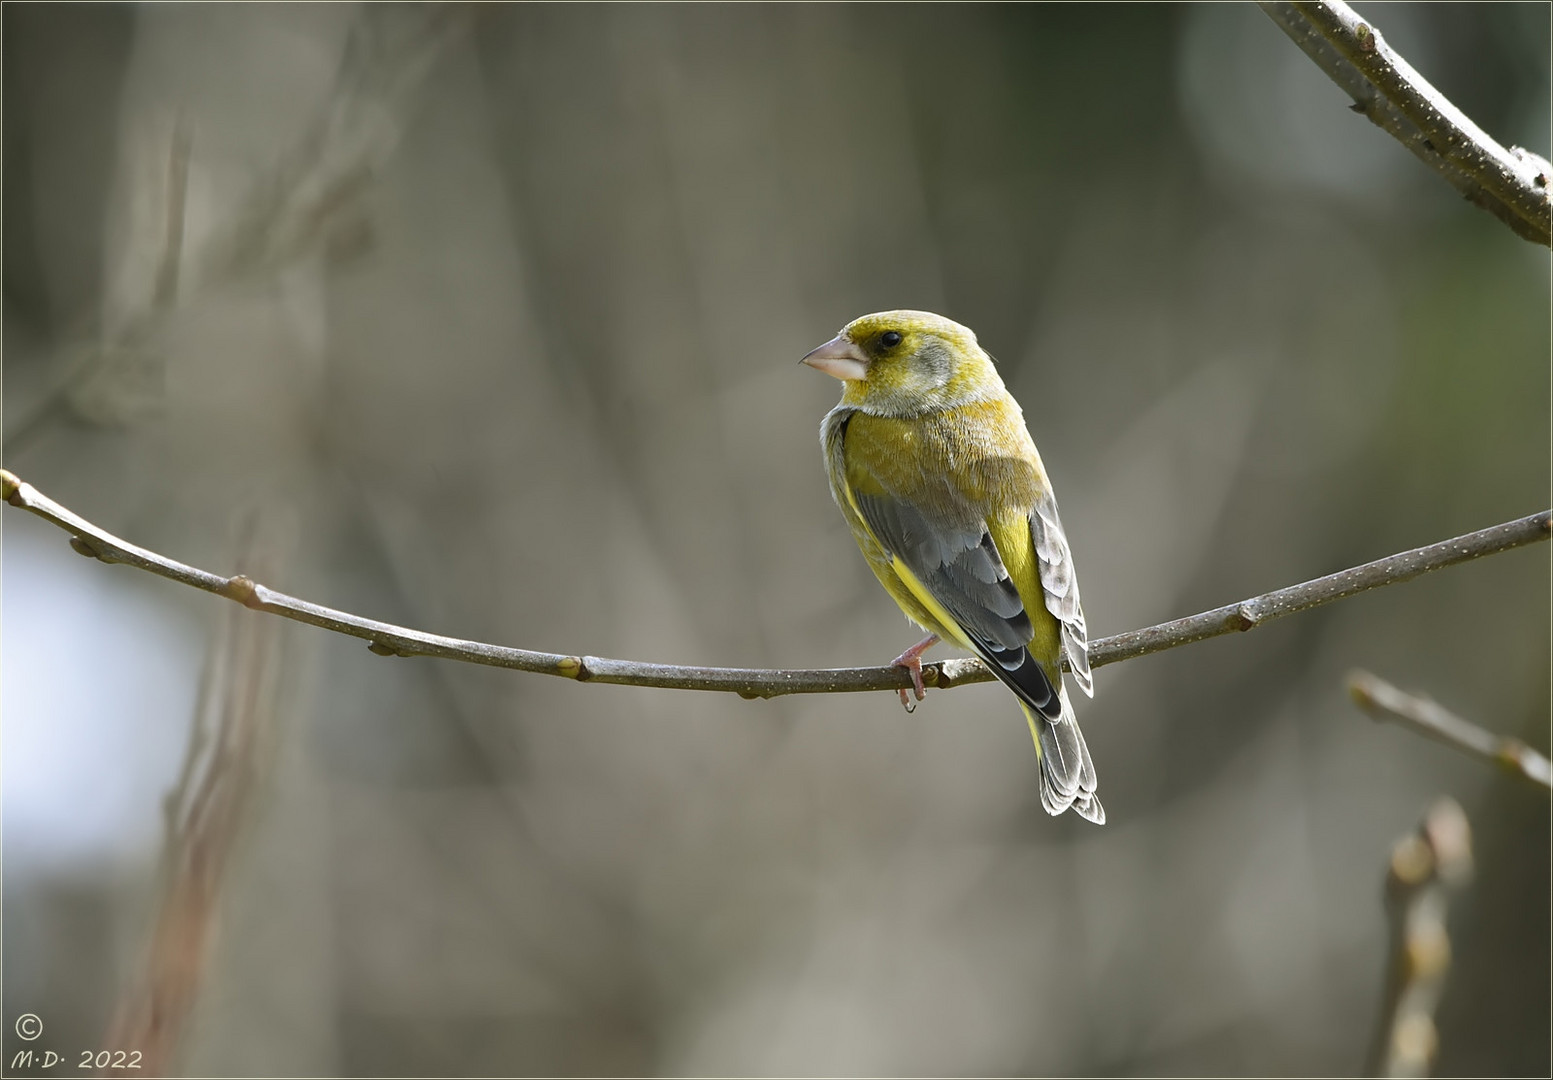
[800,335,870,381]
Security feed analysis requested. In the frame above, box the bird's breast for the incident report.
[841,398,1045,510]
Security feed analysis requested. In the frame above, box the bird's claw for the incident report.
[890,634,937,713]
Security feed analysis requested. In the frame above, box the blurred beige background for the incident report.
[3,3,1547,1076]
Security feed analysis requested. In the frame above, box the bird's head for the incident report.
[801,310,1004,416]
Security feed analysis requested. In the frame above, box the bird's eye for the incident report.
[880,331,903,348]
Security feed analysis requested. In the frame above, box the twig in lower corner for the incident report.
[1348,670,1552,791]
[1364,798,1473,1079]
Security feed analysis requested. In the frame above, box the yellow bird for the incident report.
[803,310,1103,823]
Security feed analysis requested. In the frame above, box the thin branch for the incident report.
[1365,797,1473,1078]
[1348,670,1552,791]
[3,468,1548,699]
[1259,0,1552,246]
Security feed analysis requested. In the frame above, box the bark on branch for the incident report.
[1259,0,1552,246]
[3,469,1548,699]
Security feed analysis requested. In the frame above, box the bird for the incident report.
[802,310,1103,823]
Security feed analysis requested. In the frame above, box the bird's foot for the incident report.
[890,634,939,712]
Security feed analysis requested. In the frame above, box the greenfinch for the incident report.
[803,310,1103,824]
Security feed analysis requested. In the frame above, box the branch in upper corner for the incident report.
[1364,797,1473,1078]
[2,467,1549,700]
[1,6,474,460]
[1258,0,1552,246]
[1349,670,1552,791]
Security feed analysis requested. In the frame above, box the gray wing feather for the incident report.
[1031,492,1093,697]
[853,491,1032,652]
[856,488,1059,718]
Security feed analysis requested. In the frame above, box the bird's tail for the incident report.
[1023,686,1104,824]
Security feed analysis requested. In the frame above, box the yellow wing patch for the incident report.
[986,511,1062,671]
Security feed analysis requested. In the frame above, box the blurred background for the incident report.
[3,3,1547,1076]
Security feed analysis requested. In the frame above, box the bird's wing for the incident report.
[849,486,1064,721]
[1030,489,1092,696]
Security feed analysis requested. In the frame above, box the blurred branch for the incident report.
[1,4,472,459]
[99,515,289,1077]
[152,115,194,308]
[1258,0,1552,246]
[195,4,471,283]
[3,468,1548,699]
[0,115,193,458]
[1365,798,1473,1078]
[1349,670,1552,791]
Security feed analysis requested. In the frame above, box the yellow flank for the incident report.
[835,464,953,641]
[888,555,977,651]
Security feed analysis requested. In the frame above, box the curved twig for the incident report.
[1259,0,1552,246]
[3,468,1548,699]
[1349,670,1552,791]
